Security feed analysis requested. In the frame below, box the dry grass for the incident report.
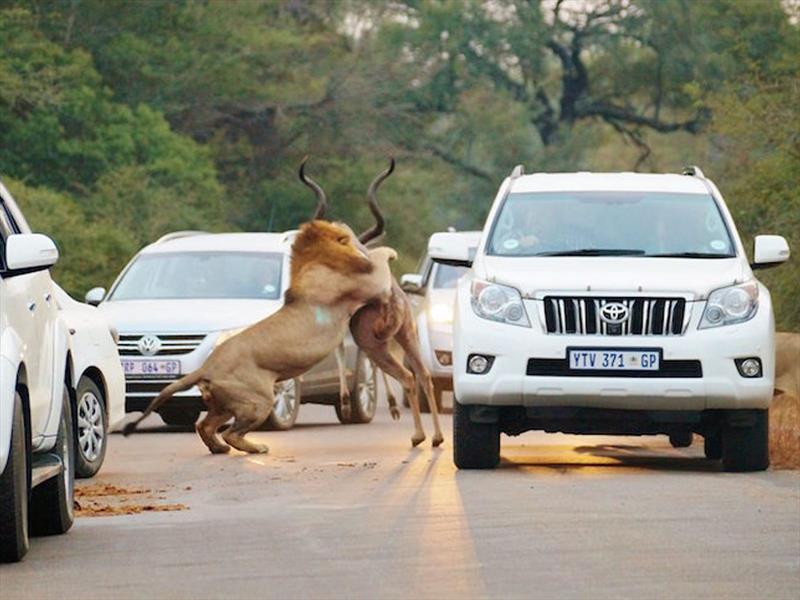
[770,392,800,469]
[74,483,188,517]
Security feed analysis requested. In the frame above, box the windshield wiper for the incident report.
[535,248,646,257]
[646,252,734,258]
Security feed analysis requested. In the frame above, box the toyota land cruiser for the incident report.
[431,166,790,471]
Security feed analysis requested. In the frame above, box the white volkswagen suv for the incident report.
[432,166,790,471]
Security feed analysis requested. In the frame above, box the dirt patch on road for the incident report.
[770,392,799,469]
[75,483,189,517]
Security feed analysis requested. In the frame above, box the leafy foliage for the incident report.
[0,1,797,328]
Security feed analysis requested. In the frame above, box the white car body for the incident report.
[436,168,790,470]
[0,182,70,473]
[403,232,480,397]
[93,231,363,423]
[54,285,125,432]
[1,180,75,561]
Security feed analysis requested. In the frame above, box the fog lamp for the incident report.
[735,357,762,378]
[467,354,494,375]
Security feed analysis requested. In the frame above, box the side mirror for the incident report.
[752,235,790,270]
[428,232,473,267]
[85,287,106,306]
[400,273,424,294]
[3,233,59,276]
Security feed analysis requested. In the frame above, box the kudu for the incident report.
[123,219,397,454]
[299,158,444,447]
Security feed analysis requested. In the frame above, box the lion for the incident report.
[123,220,396,454]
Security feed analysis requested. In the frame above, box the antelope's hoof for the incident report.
[250,444,270,455]
[390,406,401,421]
[209,444,231,455]
[411,432,426,447]
[341,404,352,421]
[432,433,444,447]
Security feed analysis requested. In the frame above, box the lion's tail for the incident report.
[122,369,205,436]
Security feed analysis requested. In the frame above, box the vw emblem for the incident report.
[599,302,629,325]
[137,334,162,356]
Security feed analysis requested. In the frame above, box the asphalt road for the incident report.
[2,397,798,600]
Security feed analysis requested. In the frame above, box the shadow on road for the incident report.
[495,442,721,473]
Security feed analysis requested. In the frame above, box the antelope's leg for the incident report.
[398,326,443,447]
[368,350,425,446]
[335,343,351,420]
[382,369,400,420]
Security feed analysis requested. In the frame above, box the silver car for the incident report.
[87,231,377,430]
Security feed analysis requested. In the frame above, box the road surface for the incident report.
[2,400,798,599]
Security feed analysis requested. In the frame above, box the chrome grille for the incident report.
[543,297,687,336]
[118,333,207,356]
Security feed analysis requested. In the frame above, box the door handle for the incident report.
[28,301,37,312]
[44,292,52,303]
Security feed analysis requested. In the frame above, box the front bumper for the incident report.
[453,291,776,411]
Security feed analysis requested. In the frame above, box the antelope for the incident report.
[300,158,444,447]
[123,220,397,454]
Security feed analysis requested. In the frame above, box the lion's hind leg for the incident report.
[196,408,232,454]
[219,383,274,454]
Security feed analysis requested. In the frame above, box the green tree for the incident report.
[4,178,137,295]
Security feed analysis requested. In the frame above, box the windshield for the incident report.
[488,192,735,258]
[110,251,283,300]
[432,263,470,289]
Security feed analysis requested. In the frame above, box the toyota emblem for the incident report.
[599,302,629,325]
[137,334,162,356]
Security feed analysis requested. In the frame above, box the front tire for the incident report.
[74,377,108,478]
[30,385,75,536]
[704,432,722,460]
[0,392,30,563]
[722,409,770,472]
[453,399,500,469]
[263,379,301,431]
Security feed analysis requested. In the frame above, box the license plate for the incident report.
[568,349,660,371]
[121,359,181,376]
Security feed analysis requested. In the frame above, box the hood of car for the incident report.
[97,298,282,334]
[477,256,749,299]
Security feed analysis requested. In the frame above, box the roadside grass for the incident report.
[770,392,800,469]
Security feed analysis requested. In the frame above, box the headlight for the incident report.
[699,281,759,329]
[429,303,453,324]
[470,280,530,327]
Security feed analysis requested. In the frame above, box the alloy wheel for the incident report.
[77,391,104,463]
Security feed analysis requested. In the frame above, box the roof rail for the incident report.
[682,165,706,178]
[509,164,525,178]
[154,230,210,245]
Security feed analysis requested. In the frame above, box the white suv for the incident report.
[88,231,377,430]
[1,181,75,562]
[432,166,790,471]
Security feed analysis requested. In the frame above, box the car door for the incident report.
[0,193,55,436]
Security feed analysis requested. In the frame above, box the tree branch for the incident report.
[580,101,708,133]
[423,144,492,181]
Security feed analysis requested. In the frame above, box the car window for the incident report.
[488,191,735,258]
[432,263,470,289]
[109,251,284,300]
